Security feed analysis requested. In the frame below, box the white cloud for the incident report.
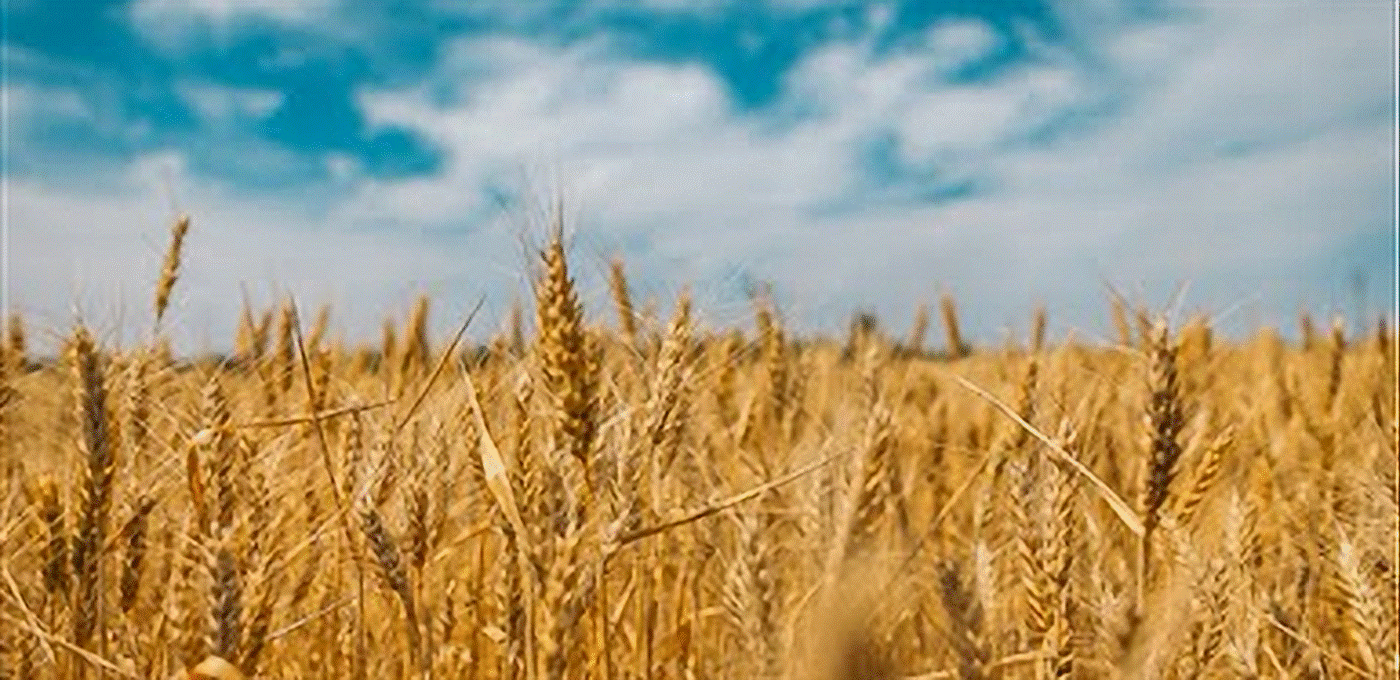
[6,82,93,123]
[352,3,1396,337]
[921,19,1001,71]
[1117,4,1388,158]
[11,0,1394,349]
[865,4,894,33]
[894,65,1084,163]
[6,81,155,152]
[130,0,338,50]
[176,83,285,124]
[133,0,336,25]
[7,153,509,354]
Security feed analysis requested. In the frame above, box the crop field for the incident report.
[0,220,1395,679]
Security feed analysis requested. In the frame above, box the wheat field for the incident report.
[0,218,1395,680]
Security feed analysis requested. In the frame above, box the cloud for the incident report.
[176,83,286,125]
[4,79,160,179]
[350,1,1395,338]
[8,153,506,354]
[920,19,1001,69]
[129,0,340,50]
[893,64,1084,163]
[7,81,95,125]
[9,0,1393,351]
[131,0,338,27]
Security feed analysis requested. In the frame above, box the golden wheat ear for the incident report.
[154,213,190,327]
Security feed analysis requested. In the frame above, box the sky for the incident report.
[3,0,1396,353]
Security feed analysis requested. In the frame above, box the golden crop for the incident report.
[0,217,1394,679]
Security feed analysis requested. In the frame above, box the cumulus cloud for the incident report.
[8,0,1393,351]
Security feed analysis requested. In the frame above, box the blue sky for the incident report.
[4,0,1396,351]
